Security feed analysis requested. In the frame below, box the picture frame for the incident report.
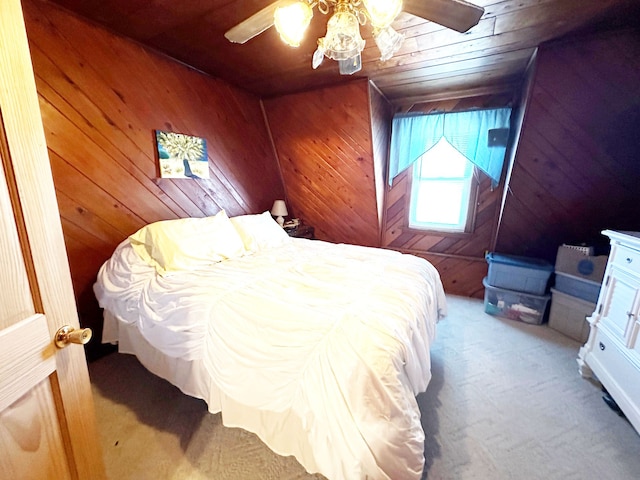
[155,130,208,179]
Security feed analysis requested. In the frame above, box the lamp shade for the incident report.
[363,0,403,30]
[271,200,288,217]
[374,26,404,61]
[271,200,288,226]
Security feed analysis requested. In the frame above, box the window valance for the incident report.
[389,107,512,188]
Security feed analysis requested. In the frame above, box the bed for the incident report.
[94,210,446,480]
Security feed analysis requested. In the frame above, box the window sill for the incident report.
[403,226,474,238]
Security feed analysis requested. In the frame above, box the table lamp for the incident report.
[271,200,288,227]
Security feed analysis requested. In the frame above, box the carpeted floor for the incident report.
[89,295,640,480]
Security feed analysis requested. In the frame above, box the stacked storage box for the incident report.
[483,253,553,324]
[548,245,608,342]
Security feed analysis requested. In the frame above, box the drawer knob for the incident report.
[599,342,606,351]
[626,257,633,264]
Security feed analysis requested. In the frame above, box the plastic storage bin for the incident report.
[485,252,553,295]
[548,288,596,343]
[554,272,601,303]
[483,277,551,325]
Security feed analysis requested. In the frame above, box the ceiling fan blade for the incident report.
[224,0,290,44]
[403,0,484,33]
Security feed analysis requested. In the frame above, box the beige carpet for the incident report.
[89,295,640,480]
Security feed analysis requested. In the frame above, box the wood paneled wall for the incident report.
[23,0,284,359]
[263,79,517,297]
[263,79,380,247]
[496,28,640,260]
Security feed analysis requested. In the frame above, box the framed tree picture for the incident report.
[155,130,209,179]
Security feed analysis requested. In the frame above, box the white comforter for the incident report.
[95,238,446,480]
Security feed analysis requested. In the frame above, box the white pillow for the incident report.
[129,210,245,275]
[230,211,290,253]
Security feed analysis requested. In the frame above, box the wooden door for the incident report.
[0,0,106,478]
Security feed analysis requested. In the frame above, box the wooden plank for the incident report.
[372,49,534,88]
[383,68,524,100]
[48,151,145,236]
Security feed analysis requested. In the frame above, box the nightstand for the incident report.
[286,225,315,239]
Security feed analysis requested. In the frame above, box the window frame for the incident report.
[404,154,480,236]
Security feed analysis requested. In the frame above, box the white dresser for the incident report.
[578,230,640,434]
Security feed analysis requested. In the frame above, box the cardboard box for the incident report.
[549,288,596,343]
[555,245,607,283]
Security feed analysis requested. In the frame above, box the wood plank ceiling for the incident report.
[44,0,639,105]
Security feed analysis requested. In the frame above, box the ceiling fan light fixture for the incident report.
[225,0,485,75]
[322,9,365,61]
[374,25,404,62]
[274,1,313,47]
[363,0,403,30]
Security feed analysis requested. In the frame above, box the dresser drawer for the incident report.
[612,244,640,271]
[589,327,640,413]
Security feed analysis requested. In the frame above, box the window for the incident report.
[389,108,511,234]
[409,137,476,232]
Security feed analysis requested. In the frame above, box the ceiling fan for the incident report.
[224,0,484,74]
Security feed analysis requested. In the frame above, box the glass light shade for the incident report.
[363,0,403,30]
[338,53,362,75]
[322,10,365,61]
[274,1,313,47]
[374,26,404,61]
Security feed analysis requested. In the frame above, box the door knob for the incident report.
[54,325,92,348]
